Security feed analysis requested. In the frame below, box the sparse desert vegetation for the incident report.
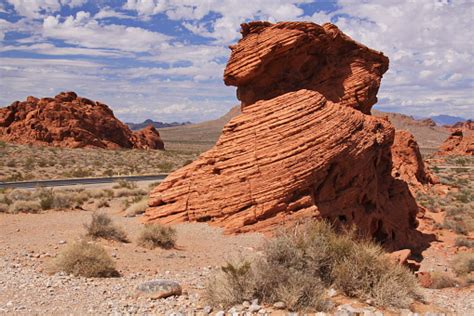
[84,213,129,243]
[0,142,199,181]
[137,224,177,249]
[206,221,418,311]
[52,240,119,278]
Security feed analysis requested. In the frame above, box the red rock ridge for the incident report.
[0,91,164,150]
[224,21,389,114]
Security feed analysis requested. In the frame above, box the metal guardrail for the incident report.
[0,174,169,189]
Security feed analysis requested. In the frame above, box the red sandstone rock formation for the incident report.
[146,21,424,249]
[0,92,164,150]
[391,130,438,192]
[437,128,473,156]
[223,21,388,114]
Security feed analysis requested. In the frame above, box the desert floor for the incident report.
[0,149,472,315]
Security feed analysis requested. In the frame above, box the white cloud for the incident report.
[42,11,171,52]
[6,0,87,18]
[94,7,133,20]
[308,0,474,118]
[124,0,308,43]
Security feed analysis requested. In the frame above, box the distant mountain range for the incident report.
[429,115,468,126]
[126,119,191,131]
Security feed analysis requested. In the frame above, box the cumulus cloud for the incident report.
[124,0,308,43]
[1,0,472,120]
[308,0,474,117]
[42,11,171,52]
[6,0,87,18]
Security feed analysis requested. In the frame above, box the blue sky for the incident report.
[0,0,472,123]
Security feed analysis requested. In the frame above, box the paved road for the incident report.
[0,174,169,189]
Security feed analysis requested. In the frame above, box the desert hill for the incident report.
[372,110,450,152]
[157,105,240,152]
[0,92,164,150]
[159,105,450,154]
[126,119,191,131]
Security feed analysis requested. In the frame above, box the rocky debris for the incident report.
[0,91,164,150]
[136,279,182,299]
[391,130,438,192]
[437,129,473,156]
[146,21,424,249]
[223,21,388,114]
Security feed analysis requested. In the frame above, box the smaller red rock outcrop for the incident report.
[391,130,438,192]
[0,92,164,150]
[437,129,473,156]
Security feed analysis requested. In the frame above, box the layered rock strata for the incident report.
[146,21,423,249]
[0,92,164,150]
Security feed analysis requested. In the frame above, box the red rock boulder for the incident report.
[145,21,423,249]
[0,92,164,150]
[437,129,473,156]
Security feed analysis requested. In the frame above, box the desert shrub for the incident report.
[68,190,89,205]
[125,199,148,217]
[7,189,33,201]
[428,272,457,289]
[114,188,146,197]
[0,203,9,213]
[455,237,474,248]
[6,160,16,167]
[97,199,110,208]
[38,188,54,210]
[53,240,119,277]
[84,213,128,243]
[0,193,12,205]
[137,224,176,249]
[206,260,257,308]
[113,180,137,189]
[206,221,418,310]
[452,253,474,276]
[9,200,42,213]
[156,161,174,172]
[88,189,109,199]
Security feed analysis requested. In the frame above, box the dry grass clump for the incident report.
[9,200,42,213]
[206,221,418,311]
[0,202,9,213]
[84,213,128,243]
[52,240,119,277]
[137,223,176,249]
[114,188,146,198]
[428,272,458,289]
[455,237,474,248]
[124,199,148,217]
[113,180,137,190]
[452,253,474,276]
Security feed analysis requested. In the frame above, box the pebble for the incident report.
[273,301,286,309]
